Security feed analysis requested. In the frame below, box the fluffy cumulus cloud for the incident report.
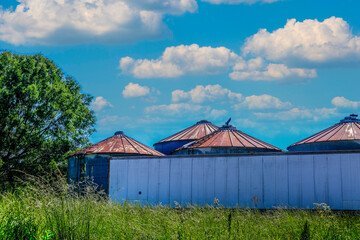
[0,0,197,45]
[119,17,360,81]
[122,82,150,98]
[91,96,113,111]
[210,109,228,119]
[243,17,360,66]
[331,97,360,108]
[97,115,122,126]
[172,84,242,103]
[172,84,291,110]
[120,44,240,78]
[230,63,316,81]
[145,103,210,116]
[145,102,228,120]
[254,107,337,121]
[234,94,292,109]
[120,44,315,81]
[201,0,279,4]
[235,118,259,128]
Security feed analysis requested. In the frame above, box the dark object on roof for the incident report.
[73,131,164,156]
[173,120,282,155]
[287,114,360,152]
[153,120,219,155]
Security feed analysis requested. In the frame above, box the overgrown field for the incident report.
[1,179,360,239]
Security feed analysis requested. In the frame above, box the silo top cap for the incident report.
[114,131,124,135]
[196,120,210,124]
[340,114,359,123]
[220,117,235,129]
[220,125,237,130]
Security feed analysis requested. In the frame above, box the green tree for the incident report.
[0,51,96,189]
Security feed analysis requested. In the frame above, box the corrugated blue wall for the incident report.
[288,140,360,152]
[173,147,282,155]
[68,155,109,193]
[154,140,193,155]
[109,151,360,210]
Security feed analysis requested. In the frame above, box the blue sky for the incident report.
[1,0,359,150]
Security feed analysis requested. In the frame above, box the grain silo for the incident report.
[68,131,164,192]
[173,119,282,155]
[153,120,219,155]
[287,114,360,152]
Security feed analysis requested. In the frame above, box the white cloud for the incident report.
[201,0,279,4]
[97,115,121,125]
[172,84,242,103]
[120,44,240,78]
[0,0,197,45]
[122,82,150,98]
[96,115,139,130]
[254,108,311,121]
[331,96,360,108]
[121,45,315,82]
[254,107,337,121]
[0,0,284,46]
[314,107,339,120]
[233,57,265,71]
[235,118,259,128]
[145,103,211,116]
[210,109,228,119]
[230,63,316,81]
[172,84,292,110]
[131,0,198,15]
[145,102,228,121]
[91,96,113,111]
[120,57,183,78]
[243,17,360,66]
[234,94,292,109]
[121,44,316,82]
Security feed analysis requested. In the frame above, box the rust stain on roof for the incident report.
[155,120,219,144]
[288,114,360,148]
[73,131,164,156]
[176,124,281,151]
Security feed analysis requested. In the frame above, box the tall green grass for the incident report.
[1,176,360,239]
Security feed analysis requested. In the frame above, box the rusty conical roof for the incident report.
[73,131,164,156]
[176,123,281,151]
[154,120,219,144]
[287,114,360,149]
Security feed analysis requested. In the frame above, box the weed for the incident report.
[0,176,360,239]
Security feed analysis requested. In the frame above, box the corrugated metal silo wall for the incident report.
[288,140,360,152]
[68,156,81,183]
[109,151,360,210]
[154,140,193,155]
[68,155,110,193]
[85,155,110,193]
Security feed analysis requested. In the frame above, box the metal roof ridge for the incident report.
[234,130,261,148]
[231,129,246,148]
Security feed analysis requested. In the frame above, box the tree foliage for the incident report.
[0,51,96,188]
